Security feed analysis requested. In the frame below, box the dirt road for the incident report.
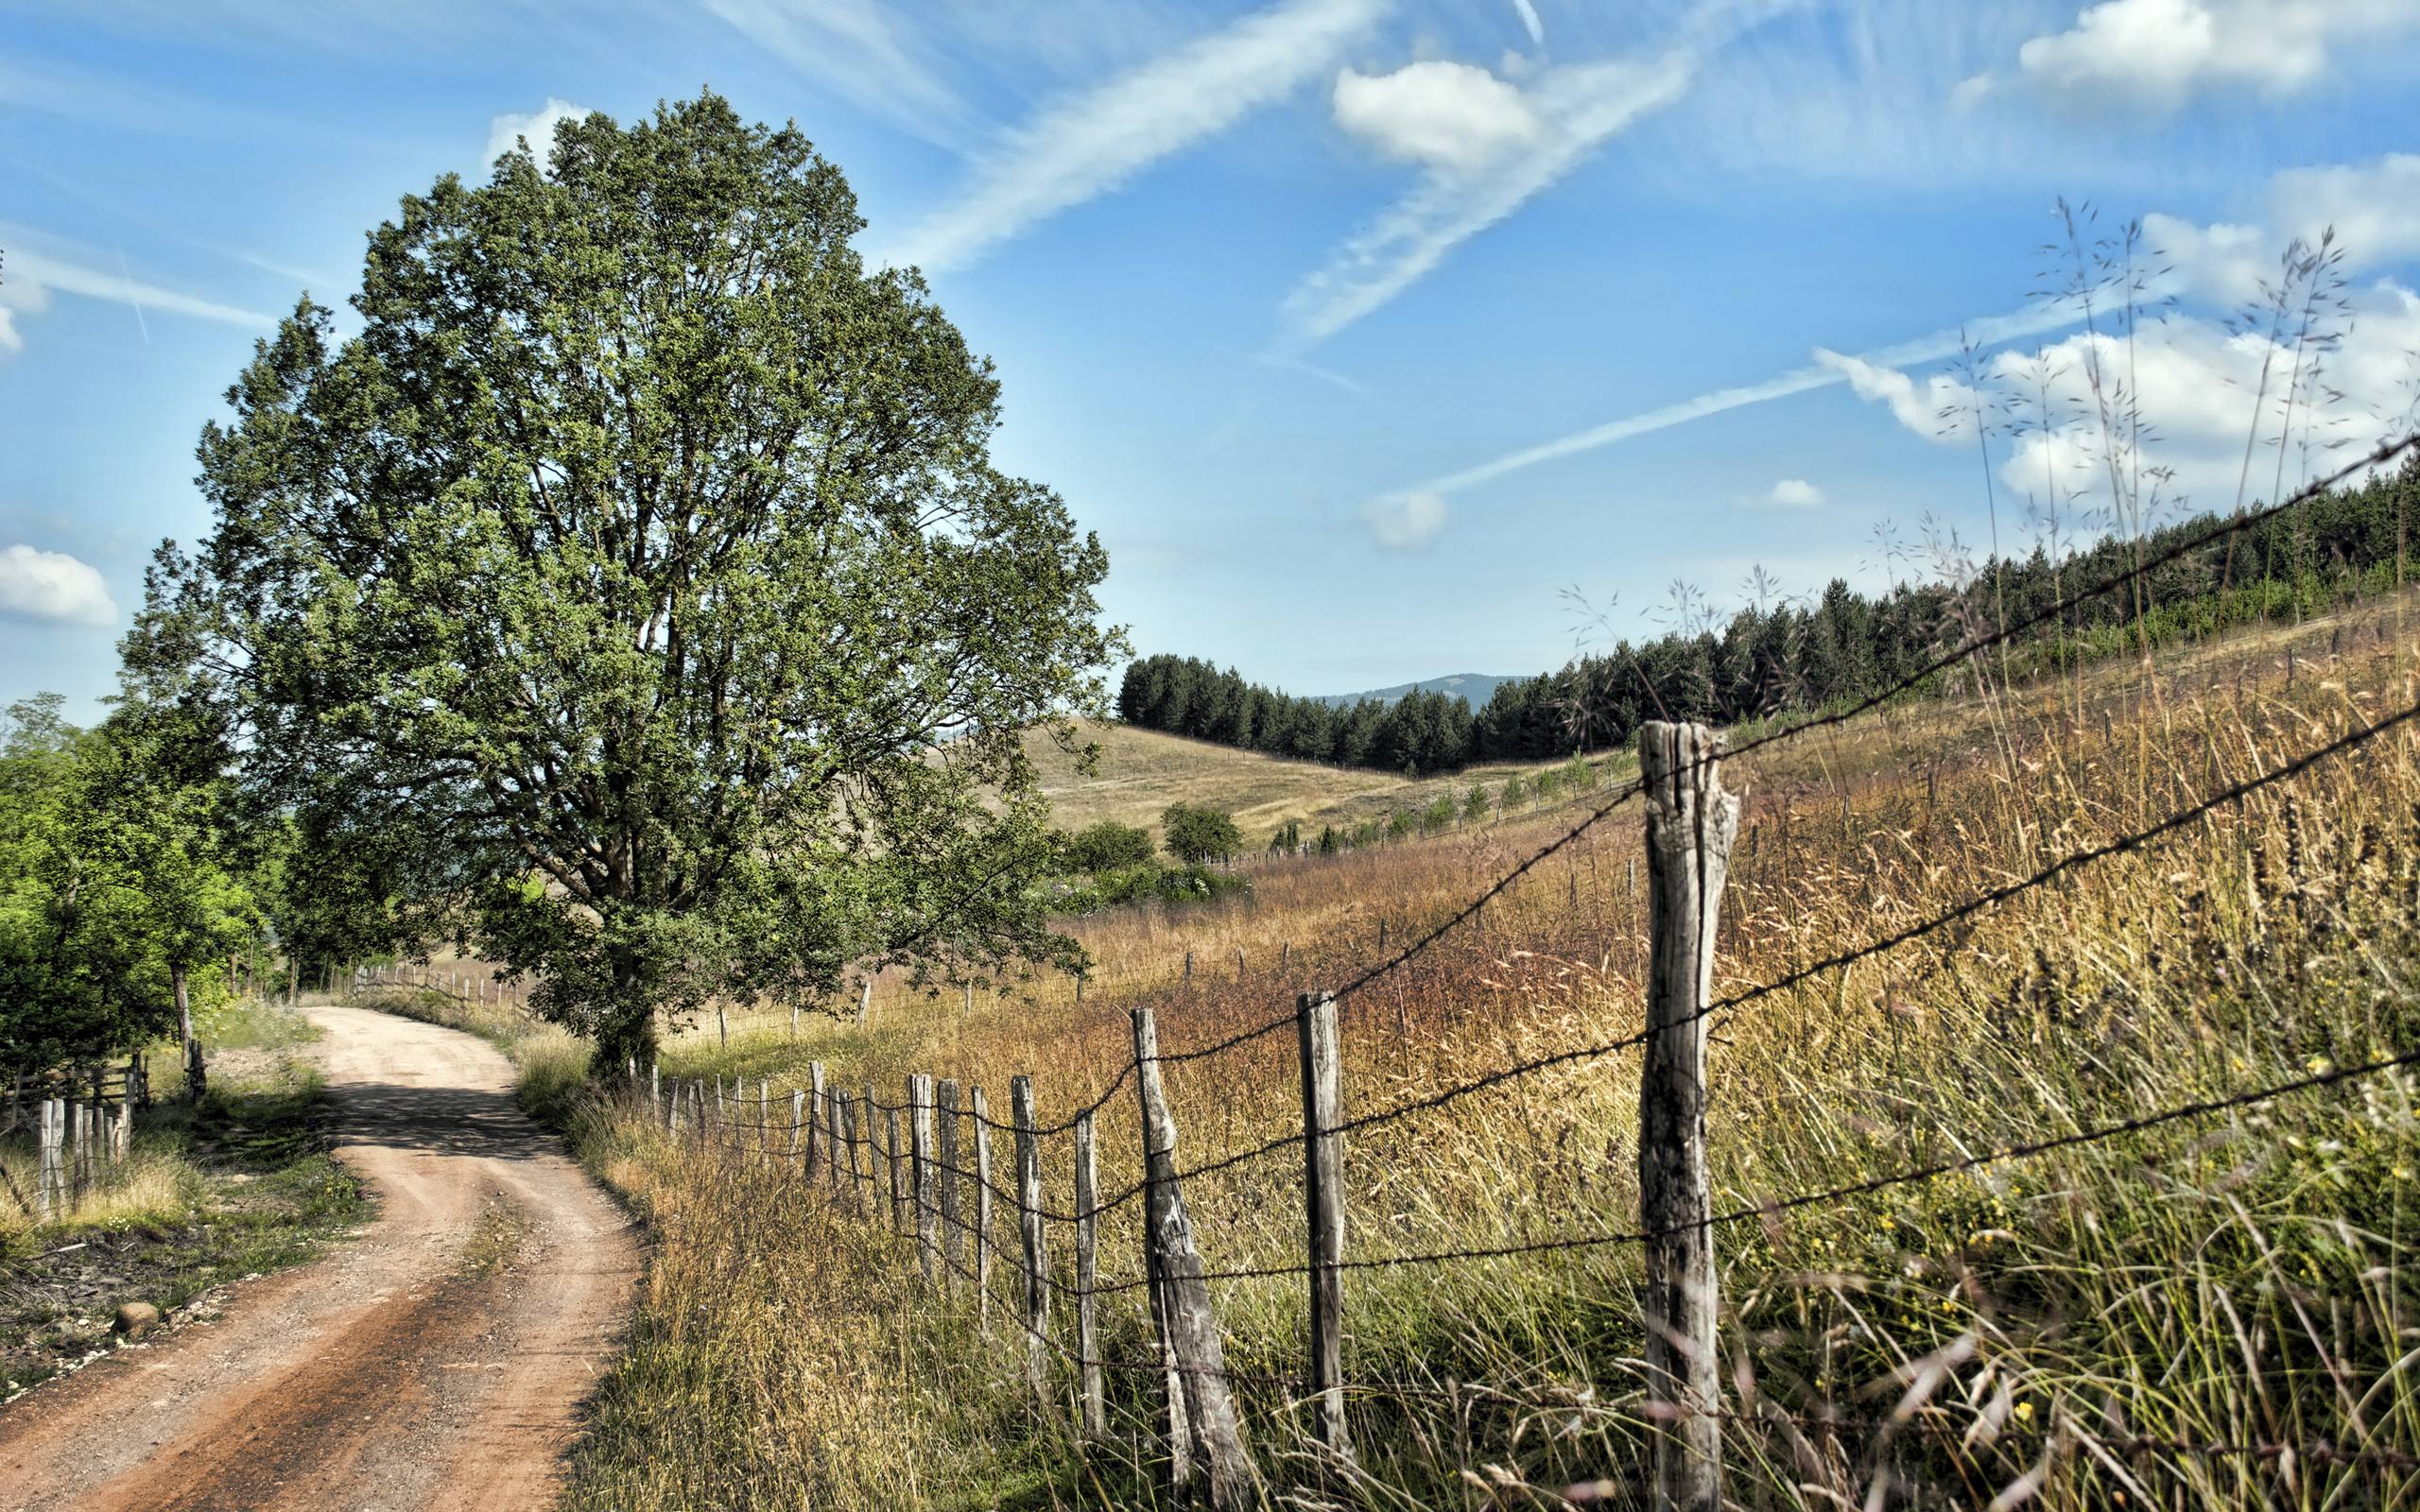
[0,1004,637,1512]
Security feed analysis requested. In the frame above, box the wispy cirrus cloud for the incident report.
[890,0,1387,274]
[0,232,273,352]
[702,0,971,146]
[1280,0,1803,348]
[1382,299,2083,503]
[1280,52,1693,347]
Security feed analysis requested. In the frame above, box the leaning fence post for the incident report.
[1298,990,1352,1461]
[1011,1074,1049,1409]
[1074,1108,1106,1439]
[937,1078,963,1290]
[806,1061,828,1178]
[911,1075,937,1276]
[1133,1006,1256,1506]
[972,1087,995,1335]
[1637,720,1739,1512]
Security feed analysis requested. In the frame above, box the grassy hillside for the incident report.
[1025,719,1609,842]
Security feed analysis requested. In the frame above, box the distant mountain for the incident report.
[1312,673,1520,711]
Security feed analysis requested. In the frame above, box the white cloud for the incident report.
[892,0,1385,273]
[1765,477,1824,507]
[1332,60,1542,174]
[2268,152,2420,266]
[1993,0,2420,114]
[1814,348,1985,438]
[484,97,589,175]
[1830,284,2420,520]
[0,544,117,627]
[1362,490,1447,548]
[1283,52,1692,345]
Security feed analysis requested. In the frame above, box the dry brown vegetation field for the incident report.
[1022,718,1609,843]
[454,592,2420,1510]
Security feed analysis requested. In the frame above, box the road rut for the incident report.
[0,1004,637,1512]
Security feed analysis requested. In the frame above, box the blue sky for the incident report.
[5,0,2420,720]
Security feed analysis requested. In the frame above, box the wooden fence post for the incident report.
[38,1096,63,1220]
[1298,990,1351,1461]
[1074,1108,1106,1439]
[972,1087,995,1335]
[790,1089,807,1161]
[937,1078,963,1290]
[911,1074,938,1280]
[1011,1074,1049,1409]
[836,1093,859,1208]
[1132,1006,1255,1507]
[649,1060,661,1120]
[1637,720,1738,1512]
[886,1101,907,1236]
[806,1061,828,1178]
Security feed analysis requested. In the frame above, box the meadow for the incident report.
[517,587,2420,1510]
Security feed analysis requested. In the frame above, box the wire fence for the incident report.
[611,428,2420,1506]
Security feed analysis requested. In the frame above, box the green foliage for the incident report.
[1159,803,1241,866]
[1051,862,1250,915]
[1423,792,1458,831]
[1501,774,1526,809]
[1463,785,1490,823]
[134,94,1119,1064]
[0,697,253,1072]
[1268,819,1302,855]
[1061,821,1156,873]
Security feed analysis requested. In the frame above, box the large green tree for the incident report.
[136,94,1116,1063]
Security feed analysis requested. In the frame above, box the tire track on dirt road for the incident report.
[0,1003,638,1512]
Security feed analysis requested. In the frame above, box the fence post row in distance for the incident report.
[1132,1005,1256,1508]
[1637,720,1738,1512]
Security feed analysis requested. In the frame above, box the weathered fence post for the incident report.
[937,1078,963,1290]
[38,1095,63,1220]
[1637,720,1739,1512]
[1132,1006,1255,1506]
[1011,1074,1049,1408]
[911,1075,937,1276]
[837,1093,860,1208]
[972,1087,995,1335]
[1298,989,1352,1461]
[790,1089,807,1161]
[650,1060,661,1119]
[886,1101,907,1235]
[806,1061,828,1178]
[1073,1109,1106,1440]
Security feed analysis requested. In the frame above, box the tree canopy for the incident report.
[132,94,1117,1061]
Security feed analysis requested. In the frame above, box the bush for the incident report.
[1161,803,1242,865]
[1063,820,1155,873]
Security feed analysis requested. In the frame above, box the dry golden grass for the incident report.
[557,597,2420,1509]
[1025,719,1611,842]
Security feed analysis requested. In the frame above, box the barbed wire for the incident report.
[1079,1043,2419,1296]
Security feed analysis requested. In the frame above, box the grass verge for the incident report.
[0,1028,370,1400]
